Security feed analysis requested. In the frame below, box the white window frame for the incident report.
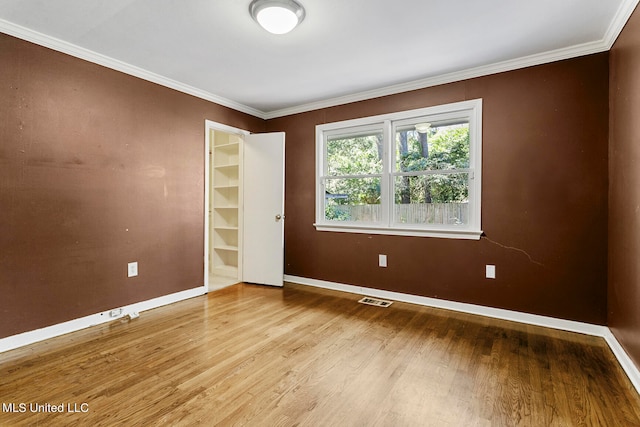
[315,99,482,240]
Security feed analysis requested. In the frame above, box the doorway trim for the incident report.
[204,120,250,292]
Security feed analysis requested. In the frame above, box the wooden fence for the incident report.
[334,202,468,225]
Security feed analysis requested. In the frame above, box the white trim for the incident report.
[604,329,640,393]
[317,100,483,131]
[264,40,608,119]
[285,275,606,335]
[2,0,637,120]
[263,0,637,119]
[2,274,639,397]
[0,287,205,354]
[316,99,482,239]
[284,274,640,397]
[0,19,265,119]
[204,124,211,293]
[204,120,250,292]
[205,120,251,137]
[604,0,640,49]
[314,223,482,240]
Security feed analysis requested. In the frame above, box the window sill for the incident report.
[314,223,482,240]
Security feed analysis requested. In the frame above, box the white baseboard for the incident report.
[0,286,206,354]
[285,275,607,335]
[284,274,640,396]
[603,329,640,394]
[4,277,639,397]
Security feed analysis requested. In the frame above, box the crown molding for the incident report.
[265,0,638,119]
[0,19,267,119]
[605,0,640,48]
[2,0,638,121]
[264,39,609,119]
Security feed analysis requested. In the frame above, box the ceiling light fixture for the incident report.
[249,0,305,35]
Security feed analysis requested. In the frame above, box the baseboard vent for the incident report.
[358,297,393,307]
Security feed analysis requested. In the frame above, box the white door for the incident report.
[243,132,285,287]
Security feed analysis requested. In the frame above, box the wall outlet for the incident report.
[379,254,387,268]
[127,262,138,278]
[486,264,496,279]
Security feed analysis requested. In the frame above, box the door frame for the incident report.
[204,120,250,292]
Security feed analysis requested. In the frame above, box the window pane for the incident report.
[327,133,383,176]
[395,123,469,172]
[394,174,469,225]
[324,177,381,222]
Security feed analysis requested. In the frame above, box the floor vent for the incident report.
[358,297,393,308]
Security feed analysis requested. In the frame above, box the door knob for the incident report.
[275,214,284,221]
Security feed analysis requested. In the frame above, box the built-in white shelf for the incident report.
[214,245,238,252]
[209,129,243,287]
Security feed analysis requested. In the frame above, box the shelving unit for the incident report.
[209,130,243,286]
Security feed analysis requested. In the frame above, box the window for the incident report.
[315,99,482,239]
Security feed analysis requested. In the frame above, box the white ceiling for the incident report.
[0,0,637,119]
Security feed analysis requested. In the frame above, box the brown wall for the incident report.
[0,28,612,340]
[609,5,640,368]
[0,33,264,338]
[268,53,609,324]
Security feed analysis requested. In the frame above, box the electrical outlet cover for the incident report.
[128,262,138,277]
[379,254,387,267]
[486,265,496,279]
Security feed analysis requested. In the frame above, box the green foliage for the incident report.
[428,173,468,202]
[325,135,382,219]
[396,124,469,203]
[428,126,470,169]
[327,134,382,176]
[325,204,351,221]
[325,177,381,204]
[325,177,381,220]
[324,125,469,221]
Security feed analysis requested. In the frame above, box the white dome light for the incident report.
[257,7,298,34]
[250,0,305,35]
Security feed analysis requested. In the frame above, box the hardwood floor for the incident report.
[1,283,639,426]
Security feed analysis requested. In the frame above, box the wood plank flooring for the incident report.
[1,283,639,426]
